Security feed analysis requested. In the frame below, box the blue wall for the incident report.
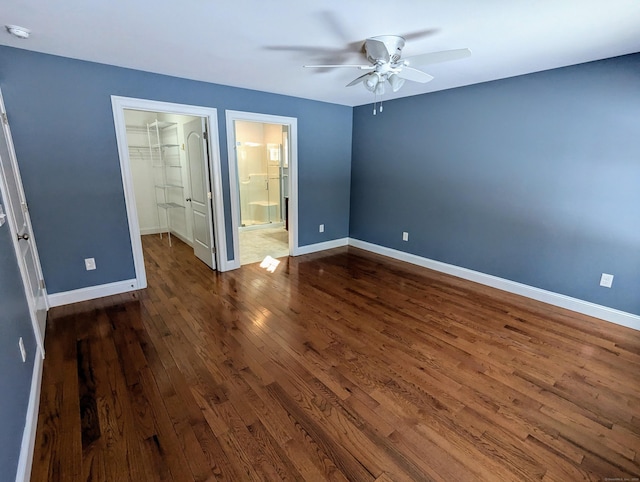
[0,191,37,481]
[351,53,640,315]
[0,46,352,294]
[1,45,638,316]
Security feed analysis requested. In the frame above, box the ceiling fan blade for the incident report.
[403,48,472,67]
[397,67,434,83]
[304,64,373,69]
[317,11,352,44]
[399,28,440,41]
[265,46,344,54]
[346,73,372,87]
[364,38,390,63]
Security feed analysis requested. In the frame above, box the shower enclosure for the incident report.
[235,121,288,227]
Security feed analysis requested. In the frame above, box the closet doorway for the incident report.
[123,110,216,269]
[226,112,298,267]
[112,97,229,290]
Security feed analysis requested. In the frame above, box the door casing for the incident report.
[111,96,229,289]
[225,111,299,268]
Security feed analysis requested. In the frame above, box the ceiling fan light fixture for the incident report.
[388,74,405,92]
[364,73,380,92]
[5,25,30,39]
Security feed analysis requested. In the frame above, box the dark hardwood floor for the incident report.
[31,235,640,481]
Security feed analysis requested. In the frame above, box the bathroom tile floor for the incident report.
[239,225,289,265]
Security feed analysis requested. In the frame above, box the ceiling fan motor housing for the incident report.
[366,35,406,64]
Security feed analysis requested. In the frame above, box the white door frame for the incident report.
[0,88,48,357]
[111,96,230,290]
[225,111,299,267]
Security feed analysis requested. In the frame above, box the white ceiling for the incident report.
[2,0,640,107]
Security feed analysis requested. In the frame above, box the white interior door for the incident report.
[184,118,216,269]
[0,88,47,355]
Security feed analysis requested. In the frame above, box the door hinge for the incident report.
[212,247,216,253]
[39,279,46,290]
[21,202,28,213]
[1,112,8,125]
[203,130,208,141]
[207,192,212,200]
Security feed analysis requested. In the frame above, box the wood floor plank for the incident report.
[31,235,640,481]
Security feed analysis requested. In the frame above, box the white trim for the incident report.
[110,96,232,282]
[139,227,164,236]
[349,238,640,331]
[296,237,349,256]
[225,110,298,267]
[47,279,137,307]
[15,346,44,482]
[0,88,48,356]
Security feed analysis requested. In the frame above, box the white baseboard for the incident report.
[139,229,193,248]
[15,346,44,482]
[139,227,163,235]
[294,237,349,256]
[349,238,640,332]
[169,231,193,248]
[47,278,138,307]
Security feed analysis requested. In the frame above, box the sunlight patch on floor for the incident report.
[259,255,281,273]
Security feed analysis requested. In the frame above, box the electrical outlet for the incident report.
[85,258,96,271]
[319,224,324,233]
[600,273,614,288]
[402,231,409,241]
[18,337,26,363]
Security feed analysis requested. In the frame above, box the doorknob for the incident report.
[17,232,29,241]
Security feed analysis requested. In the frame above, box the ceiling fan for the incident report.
[304,35,471,95]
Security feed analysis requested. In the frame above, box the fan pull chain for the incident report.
[373,100,383,115]
[373,91,382,115]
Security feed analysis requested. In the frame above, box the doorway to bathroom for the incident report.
[226,111,297,266]
[236,122,287,228]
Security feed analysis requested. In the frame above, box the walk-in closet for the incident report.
[123,110,216,268]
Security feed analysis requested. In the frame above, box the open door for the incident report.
[0,88,48,355]
[184,118,216,269]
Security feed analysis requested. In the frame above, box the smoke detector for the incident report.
[5,25,31,39]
